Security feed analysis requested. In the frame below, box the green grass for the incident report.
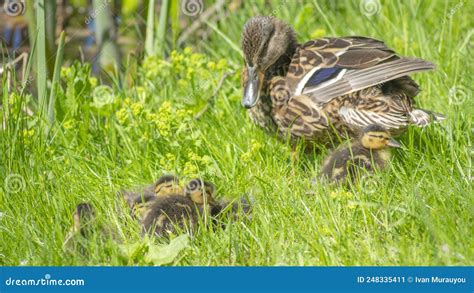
[1,0,473,266]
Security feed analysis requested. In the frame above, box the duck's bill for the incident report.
[387,138,401,148]
[242,66,262,109]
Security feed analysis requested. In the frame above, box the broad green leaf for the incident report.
[145,234,190,266]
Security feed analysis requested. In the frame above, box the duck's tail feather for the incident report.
[409,108,446,126]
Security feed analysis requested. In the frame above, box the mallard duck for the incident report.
[320,124,401,183]
[241,16,444,145]
[141,178,217,238]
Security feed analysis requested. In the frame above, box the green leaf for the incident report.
[118,241,149,260]
[145,234,190,266]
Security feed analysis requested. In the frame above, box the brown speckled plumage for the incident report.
[241,17,444,146]
[320,124,400,183]
[141,178,216,238]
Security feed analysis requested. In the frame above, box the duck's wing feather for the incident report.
[287,37,435,103]
[339,106,409,130]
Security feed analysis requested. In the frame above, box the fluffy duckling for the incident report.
[121,175,183,220]
[63,203,96,249]
[141,178,217,238]
[320,124,401,183]
[154,175,183,196]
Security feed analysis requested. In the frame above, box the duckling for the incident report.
[141,178,217,238]
[63,202,96,249]
[121,175,183,220]
[211,195,253,228]
[154,174,183,196]
[320,124,401,183]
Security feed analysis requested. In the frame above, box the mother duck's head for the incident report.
[241,16,297,108]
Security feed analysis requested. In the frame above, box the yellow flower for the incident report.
[329,190,354,199]
[140,132,150,142]
[184,47,193,55]
[216,59,228,70]
[190,53,203,65]
[310,28,326,39]
[22,129,35,138]
[159,101,172,114]
[156,120,171,137]
[115,108,128,124]
[250,139,262,152]
[63,119,75,130]
[131,102,143,116]
[201,155,212,165]
[183,161,198,177]
[60,66,72,78]
[329,191,339,199]
[176,109,188,119]
[186,68,195,76]
[89,77,98,87]
[207,61,216,70]
[240,152,251,162]
[145,112,159,121]
[320,226,331,236]
[188,151,200,161]
[159,153,176,171]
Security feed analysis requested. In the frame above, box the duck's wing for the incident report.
[287,37,435,103]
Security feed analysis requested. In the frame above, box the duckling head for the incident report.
[154,175,182,196]
[73,202,95,234]
[241,16,297,109]
[184,178,216,206]
[360,125,401,150]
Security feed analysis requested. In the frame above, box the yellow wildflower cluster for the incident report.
[21,128,35,145]
[63,119,75,130]
[159,153,176,171]
[142,47,229,100]
[329,190,354,199]
[183,161,198,177]
[240,139,263,162]
[114,97,194,142]
[159,150,213,177]
[182,151,215,177]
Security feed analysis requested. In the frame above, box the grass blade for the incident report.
[47,31,66,128]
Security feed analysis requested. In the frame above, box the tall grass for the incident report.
[0,0,472,266]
